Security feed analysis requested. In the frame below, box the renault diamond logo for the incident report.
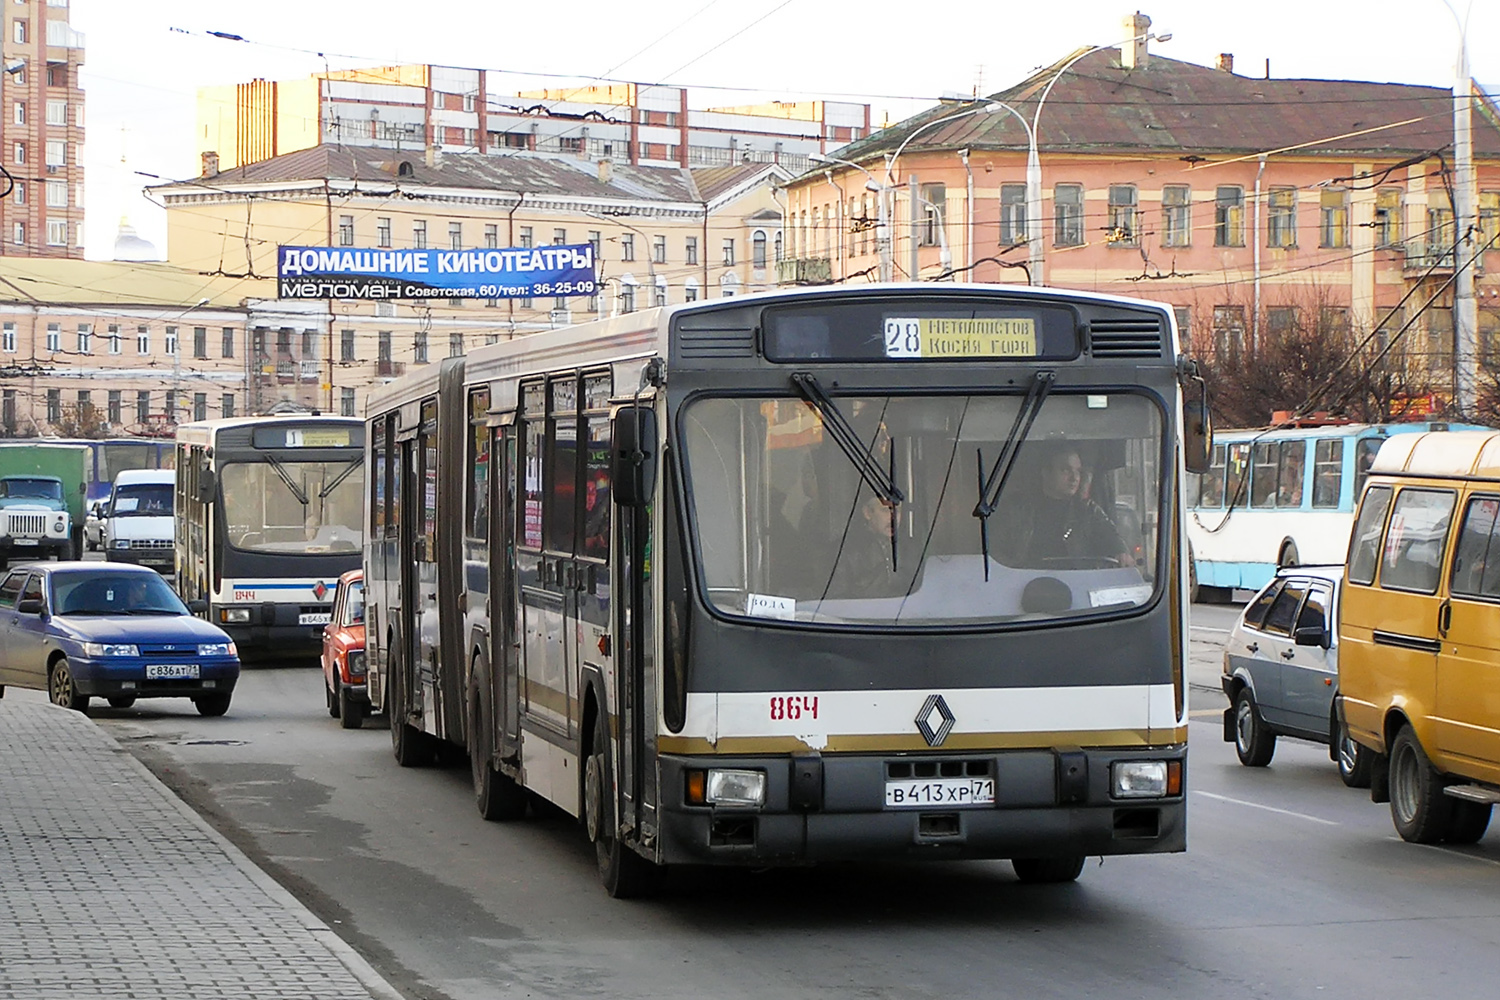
[915,694,955,747]
[313,580,328,601]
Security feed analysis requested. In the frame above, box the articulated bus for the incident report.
[1185,421,1483,599]
[174,415,364,660]
[364,284,1211,896]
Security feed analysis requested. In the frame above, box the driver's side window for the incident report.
[18,574,45,612]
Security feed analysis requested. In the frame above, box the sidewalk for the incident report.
[0,697,400,1000]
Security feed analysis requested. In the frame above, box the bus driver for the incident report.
[1005,445,1134,568]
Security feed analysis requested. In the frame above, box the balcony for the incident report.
[1402,242,1485,276]
[776,256,832,286]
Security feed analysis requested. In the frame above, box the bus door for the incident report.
[518,381,572,736]
[493,420,520,756]
[413,400,443,734]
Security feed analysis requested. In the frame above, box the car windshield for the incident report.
[52,572,189,616]
[111,483,173,516]
[680,391,1164,627]
[1,478,64,500]
[342,581,364,626]
[220,460,364,553]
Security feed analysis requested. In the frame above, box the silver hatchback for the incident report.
[1220,565,1372,787]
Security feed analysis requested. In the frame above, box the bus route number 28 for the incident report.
[770,695,819,721]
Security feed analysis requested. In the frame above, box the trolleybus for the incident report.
[175,415,364,660]
[364,284,1211,895]
[41,436,175,505]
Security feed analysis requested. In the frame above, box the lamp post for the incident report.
[808,152,893,282]
[1442,0,1478,415]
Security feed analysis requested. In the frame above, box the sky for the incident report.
[71,0,1500,260]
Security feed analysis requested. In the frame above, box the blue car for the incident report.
[0,561,240,716]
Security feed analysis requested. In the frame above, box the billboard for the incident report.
[277,244,598,300]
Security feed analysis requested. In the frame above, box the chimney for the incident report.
[1120,11,1151,70]
[201,151,220,177]
[424,146,442,168]
[597,158,612,185]
[1216,52,1234,74]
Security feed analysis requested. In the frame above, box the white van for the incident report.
[104,469,175,573]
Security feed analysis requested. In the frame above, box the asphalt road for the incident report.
[72,608,1499,1000]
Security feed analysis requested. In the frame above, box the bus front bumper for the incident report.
[214,604,331,659]
[654,747,1186,865]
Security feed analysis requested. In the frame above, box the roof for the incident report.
[157,147,787,208]
[1369,430,1500,478]
[826,49,1500,170]
[0,261,253,309]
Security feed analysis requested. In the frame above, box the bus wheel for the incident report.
[1011,856,1085,883]
[1389,725,1454,843]
[1446,801,1492,844]
[389,649,432,767]
[1278,542,1300,568]
[585,710,661,898]
[470,692,525,821]
[1233,688,1276,767]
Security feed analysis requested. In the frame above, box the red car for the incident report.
[321,569,368,729]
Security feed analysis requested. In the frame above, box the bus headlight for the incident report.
[220,607,251,624]
[1111,760,1182,799]
[691,769,766,807]
[81,642,139,657]
[198,642,236,657]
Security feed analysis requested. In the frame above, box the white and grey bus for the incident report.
[364,285,1211,896]
[175,415,364,660]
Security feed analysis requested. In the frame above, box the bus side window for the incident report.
[1379,488,1455,593]
[1348,485,1392,585]
[1450,496,1500,598]
[1250,442,1278,508]
[1199,444,1225,507]
[1311,438,1343,509]
[1276,440,1305,507]
[1354,438,1383,494]
[1225,443,1249,507]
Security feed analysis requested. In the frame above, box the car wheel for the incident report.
[585,705,662,898]
[49,657,89,712]
[1334,715,1373,788]
[1445,801,1492,845]
[470,688,525,820]
[107,695,137,709]
[326,671,340,718]
[193,692,232,717]
[1012,856,1086,883]
[1389,725,1454,843]
[1233,687,1276,767]
[338,679,365,730]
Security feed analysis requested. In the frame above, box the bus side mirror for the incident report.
[196,470,217,503]
[1183,398,1213,474]
[611,406,658,508]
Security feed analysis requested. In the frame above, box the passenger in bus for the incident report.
[1003,445,1134,568]
[1278,450,1305,506]
[832,494,901,596]
[583,472,611,558]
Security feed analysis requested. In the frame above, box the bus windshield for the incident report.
[682,390,1163,627]
[220,460,364,553]
[99,443,167,483]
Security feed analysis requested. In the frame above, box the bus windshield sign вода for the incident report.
[760,298,1079,362]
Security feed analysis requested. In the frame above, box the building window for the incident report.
[46,323,59,352]
[1107,185,1138,246]
[1,389,13,435]
[588,230,602,260]
[76,324,91,353]
[341,387,356,417]
[137,326,149,354]
[9,180,19,204]
[10,222,21,244]
[1212,305,1247,360]
[1267,187,1297,248]
[1320,189,1349,249]
[449,222,463,250]
[1368,188,1400,248]
[334,215,354,246]
[621,233,634,261]
[449,332,464,358]
[47,389,60,423]
[45,140,63,166]
[684,282,699,303]
[722,239,736,266]
[107,390,122,425]
[1172,306,1191,340]
[221,327,235,358]
[1266,306,1299,337]
[165,326,178,355]
[340,328,356,361]
[998,184,1027,246]
[222,394,235,418]
[620,282,636,313]
[518,226,533,249]
[484,223,498,249]
[378,330,392,363]
[1214,186,1245,246]
[685,235,698,265]
[414,331,428,364]
[45,179,66,207]
[45,99,65,126]
[653,235,667,264]
[376,217,391,247]
[301,329,317,358]
[77,391,92,424]
[552,228,566,245]
[1162,185,1191,247]
[12,18,25,43]
[136,391,150,423]
[193,326,207,359]
[12,101,22,125]
[46,220,66,245]
[775,230,783,262]
[193,393,207,421]
[107,324,120,355]
[165,390,177,421]
[1,322,13,352]
[1480,191,1499,252]
[752,230,767,268]
[12,141,22,164]
[412,220,427,249]
[653,277,668,308]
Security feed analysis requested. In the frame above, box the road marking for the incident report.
[1193,790,1340,826]
[1187,708,1223,718]
[1190,625,1232,634]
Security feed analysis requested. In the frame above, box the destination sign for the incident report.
[252,426,360,449]
[883,317,1038,359]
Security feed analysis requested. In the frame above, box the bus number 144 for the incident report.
[770,695,819,721]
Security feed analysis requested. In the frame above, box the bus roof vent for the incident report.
[675,327,755,360]
[1088,317,1163,358]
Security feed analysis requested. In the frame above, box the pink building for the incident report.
[782,32,1500,389]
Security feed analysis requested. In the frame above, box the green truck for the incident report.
[0,442,89,565]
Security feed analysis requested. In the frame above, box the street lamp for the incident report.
[808,151,893,282]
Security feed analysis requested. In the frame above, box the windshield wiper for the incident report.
[266,455,310,507]
[972,370,1055,580]
[318,457,363,499]
[790,372,904,506]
